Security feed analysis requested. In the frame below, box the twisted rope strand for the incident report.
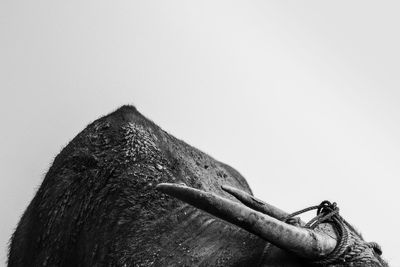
[284,201,350,265]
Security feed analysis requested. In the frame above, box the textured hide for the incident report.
[9,106,278,266]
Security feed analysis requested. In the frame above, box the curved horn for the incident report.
[221,185,289,221]
[156,183,336,259]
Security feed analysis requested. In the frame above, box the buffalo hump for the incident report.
[9,106,273,267]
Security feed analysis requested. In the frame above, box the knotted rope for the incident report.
[284,201,382,265]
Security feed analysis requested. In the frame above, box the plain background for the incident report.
[1,1,399,265]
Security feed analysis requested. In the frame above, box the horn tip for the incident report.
[221,184,234,192]
[156,182,188,193]
[155,182,171,190]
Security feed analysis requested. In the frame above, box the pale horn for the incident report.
[221,185,289,220]
[221,185,305,227]
[156,183,337,259]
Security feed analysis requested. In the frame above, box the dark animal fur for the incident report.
[8,106,387,267]
[9,106,272,266]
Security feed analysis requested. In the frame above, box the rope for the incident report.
[260,201,383,265]
[284,201,350,265]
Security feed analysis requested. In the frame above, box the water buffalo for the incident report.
[9,105,387,266]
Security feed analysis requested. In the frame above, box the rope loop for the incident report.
[284,200,350,265]
[282,201,384,265]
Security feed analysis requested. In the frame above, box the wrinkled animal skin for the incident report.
[8,106,387,267]
[9,106,274,266]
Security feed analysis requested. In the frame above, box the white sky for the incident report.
[1,1,399,265]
